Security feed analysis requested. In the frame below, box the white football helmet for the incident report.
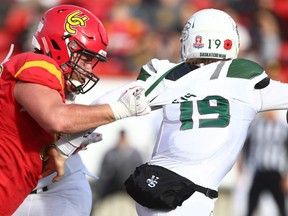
[180,9,240,61]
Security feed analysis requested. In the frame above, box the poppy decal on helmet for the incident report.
[224,39,232,50]
[65,10,89,34]
[193,35,204,49]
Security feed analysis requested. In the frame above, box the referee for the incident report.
[243,110,288,216]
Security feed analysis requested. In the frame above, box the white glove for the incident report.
[55,131,102,157]
[109,86,151,120]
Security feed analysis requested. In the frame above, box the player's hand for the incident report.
[110,86,151,120]
[40,145,68,182]
[73,132,103,154]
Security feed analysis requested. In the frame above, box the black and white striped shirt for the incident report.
[244,111,288,173]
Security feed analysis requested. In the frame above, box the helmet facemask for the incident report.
[32,5,109,94]
[62,40,106,94]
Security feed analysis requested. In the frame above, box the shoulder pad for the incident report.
[227,58,264,79]
[137,59,172,81]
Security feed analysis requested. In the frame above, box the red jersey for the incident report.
[0,52,65,215]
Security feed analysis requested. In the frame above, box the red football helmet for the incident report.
[32,5,109,94]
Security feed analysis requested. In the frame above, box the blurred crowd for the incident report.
[1,0,288,79]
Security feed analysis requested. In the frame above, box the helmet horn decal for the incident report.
[65,11,89,35]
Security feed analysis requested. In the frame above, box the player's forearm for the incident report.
[47,87,150,133]
[49,103,115,134]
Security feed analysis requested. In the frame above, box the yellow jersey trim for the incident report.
[14,60,63,89]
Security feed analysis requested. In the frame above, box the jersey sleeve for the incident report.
[257,79,288,111]
[226,58,268,112]
[136,58,178,101]
[93,59,178,105]
[91,80,146,105]
[9,53,65,101]
[229,59,288,111]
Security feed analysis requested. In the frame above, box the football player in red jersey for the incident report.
[0,5,150,215]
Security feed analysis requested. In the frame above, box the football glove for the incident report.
[109,86,151,120]
[54,131,102,157]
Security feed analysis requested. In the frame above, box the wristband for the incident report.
[39,143,69,161]
[50,144,69,158]
[109,102,130,120]
[53,142,76,158]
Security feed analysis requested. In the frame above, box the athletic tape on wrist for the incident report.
[54,142,76,157]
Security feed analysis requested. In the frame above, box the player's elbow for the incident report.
[41,117,66,133]
[40,110,70,133]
